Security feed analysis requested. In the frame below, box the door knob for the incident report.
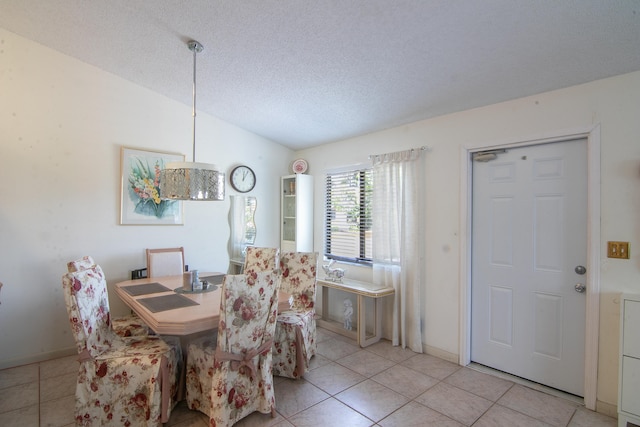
[575,265,586,275]
[575,283,586,293]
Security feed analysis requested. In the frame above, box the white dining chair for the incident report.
[146,247,185,277]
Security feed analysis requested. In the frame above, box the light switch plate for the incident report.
[607,241,630,259]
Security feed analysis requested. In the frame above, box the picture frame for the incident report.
[120,146,185,225]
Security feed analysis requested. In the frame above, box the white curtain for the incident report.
[371,148,426,352]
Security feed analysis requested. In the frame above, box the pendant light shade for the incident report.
[160,40,225,201]
[160,161,225,201]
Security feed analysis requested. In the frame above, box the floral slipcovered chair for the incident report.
[67,255,149,337]
[243,246,279,276]
[185,271,280,426]
[272,252,318,379]
[62,264,182,426]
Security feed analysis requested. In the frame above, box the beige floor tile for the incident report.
[0,326,620,427]
[307,353,332,371]
[39,355,78,379]
[315,327,341,343]
[335,379,409,422]
[331,331,362,345]
[0,363,38,390]
[269,420,295,427]
[41,372,76,402]
[40,394,75,427]
[288,397,374,427]
[365,340,418,363]
[233,409,288,426]
[166,417,209,427]
[337,349,396,377]
[273,378,329,418]
[165,400,206,426]
[371,364,439,399]
[473,404,553,427]
[444,366,514,402]
[498,384,578,426]
[273,375,287,386]
[0,404,39,427]
[316,337,360,361]
[415,382,492,426]
[568,407,618,427]
[378,401,464,427]
[0,381,38,413]
[401,353,460,380]
[304,361,366,395]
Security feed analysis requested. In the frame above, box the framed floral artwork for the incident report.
[120,147,185,225]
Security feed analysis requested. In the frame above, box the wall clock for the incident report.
[230,165,256,193]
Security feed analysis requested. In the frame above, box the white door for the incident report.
[471,139,587,396]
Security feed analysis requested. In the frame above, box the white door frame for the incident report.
[459,125,601,410]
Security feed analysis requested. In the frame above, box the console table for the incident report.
[316,277,395,347]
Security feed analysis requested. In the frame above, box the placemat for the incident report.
[200,274,225,285]
[121,282,171,296]
[138,294,199,313]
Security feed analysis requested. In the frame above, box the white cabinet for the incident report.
[619,293,640,427]
[281,174,313,252]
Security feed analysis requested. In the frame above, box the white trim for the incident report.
[458,125,601,410]
[584,124,601,411]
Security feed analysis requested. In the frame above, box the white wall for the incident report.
[298,71,640,413]
[0,29,292,367]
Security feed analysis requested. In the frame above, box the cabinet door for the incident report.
[623,300,640,357]
[621,356,640,416]
[282,176,297,244]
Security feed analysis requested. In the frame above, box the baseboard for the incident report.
[424,344,458,364]
[0,346,77,370]
[595,400,618,419]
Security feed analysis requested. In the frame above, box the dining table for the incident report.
[114,272,291,336]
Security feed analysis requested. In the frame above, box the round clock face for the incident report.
[230,165,256,193]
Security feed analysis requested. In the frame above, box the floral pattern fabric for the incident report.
[111,314,151,337]
[272,252,318,379]
[243,247,279,276]
[186,271,280,427]
[62,265,182,426]
[67,255,150,337]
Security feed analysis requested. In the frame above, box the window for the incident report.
[324,168,372,264]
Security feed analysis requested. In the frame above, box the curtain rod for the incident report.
[368,145,432,160]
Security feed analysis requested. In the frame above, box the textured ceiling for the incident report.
[2,0,640,149]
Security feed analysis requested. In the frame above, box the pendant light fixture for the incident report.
[160,40,225,201]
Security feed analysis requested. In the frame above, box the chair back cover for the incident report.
[243,247,279,276]
[211,270,280,425]
[66,255,96,272]
[62,265,116,356]
[279,252,318,311]
[146,247,185,277]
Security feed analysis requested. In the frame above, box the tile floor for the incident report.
[0,327,617,427]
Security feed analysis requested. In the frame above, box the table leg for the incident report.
[321,285,329,323]
[357,296,384,347]
[357,295,365,346]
